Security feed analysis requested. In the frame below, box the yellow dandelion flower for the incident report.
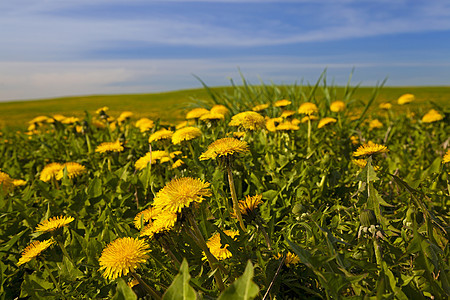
[369,119,383,130]
[128,279,139,289]
[51,114,66,122]
[301,115,318,123]
[443,149,450,164]
[350,136,359,145]
[13,179,27,186]
[318,117,337,129]
[152,177,211,213]
[0,171,14,193]
[330,101,346,112]
[56,162,86,180]
[172,127,202,145]
[98,237,150,280]
[238,195,263,216]
[199,113,225,121]
[266,117,282,132]
[28,116,49,124]
[135,118,154,132]
[205,230,239,261]
[229,111,265,131]
[274,99,291,107]
[61,117,79,124]
[232,132,245,138]
[397,93,415,105]
[280,110,296,118]
[91,119,106,129]
[252,103,270,112]
[199,137,249,161]
[210,104,229,115]
[175,121,189,130]
[379,102,392,110]
[140,212,178,238]
[117,111,133,122]
[421,109,444,123]
[353,141,388,157]
[172,159,185,169]
[186,108,209,119]
[40,163,63,182]
[35,216,75,233]
[275,252,300,267]
[109,122,118,131]
[276,121,299,131]
[298,102,318,115]
[134,151,170,170]
[148,129,173,143]
[95,140,124,153]
[96,106,109,114]
[352,159,380,171]
[134,207,158,230]
[27,124,36,131]
[17,239,54,266]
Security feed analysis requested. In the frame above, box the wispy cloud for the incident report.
[1,0,450,60]
[1,58,449,101]
[1,1,449,101]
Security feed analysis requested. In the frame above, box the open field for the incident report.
[0,81,449,299]
[0,86,449,129]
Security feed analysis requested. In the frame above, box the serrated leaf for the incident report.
[112,278,137,300]
[163,259,196,300]
[86,177,102,198]
[218,261,259,300]
[57,256,84,281]
[356,158,378,183]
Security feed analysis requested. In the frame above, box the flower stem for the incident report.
[255,216,273,250]
[130,272,161,300]
[226,163,246,232]
[307,117,311,153]
[184,210,225,291]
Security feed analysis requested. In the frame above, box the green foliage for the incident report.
[217,261,259,300]
[163,259,197,300]
[0,74,448,299]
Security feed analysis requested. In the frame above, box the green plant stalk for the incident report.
[226,163,246,232]
[130,271,162,300]
[187,141,197,162]
[159,236,181,269]
[85,134,92,154]
[54,235,75,266]
[185,211,225,291]
[373,238,383,273]
[163,144,181,177]
[255,216,273,250]
[307,117,311,153]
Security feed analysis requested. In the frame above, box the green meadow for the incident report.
[0,79,449,299]
[1,85,449,129]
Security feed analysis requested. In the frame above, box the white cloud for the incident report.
[1,58,449,101]
[1,0,450,59]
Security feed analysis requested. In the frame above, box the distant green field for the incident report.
[0,86,448,129]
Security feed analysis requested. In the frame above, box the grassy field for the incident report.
[1,80,448,299]
[0,85,449,129]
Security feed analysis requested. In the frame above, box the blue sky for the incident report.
[1,0,450,101]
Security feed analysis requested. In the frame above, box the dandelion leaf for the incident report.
[58,256,84,281]
[163,259,196,300]
[112,278,137,300]
[218,261,259,300]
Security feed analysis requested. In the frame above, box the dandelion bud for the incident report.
[360,209,377,227]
